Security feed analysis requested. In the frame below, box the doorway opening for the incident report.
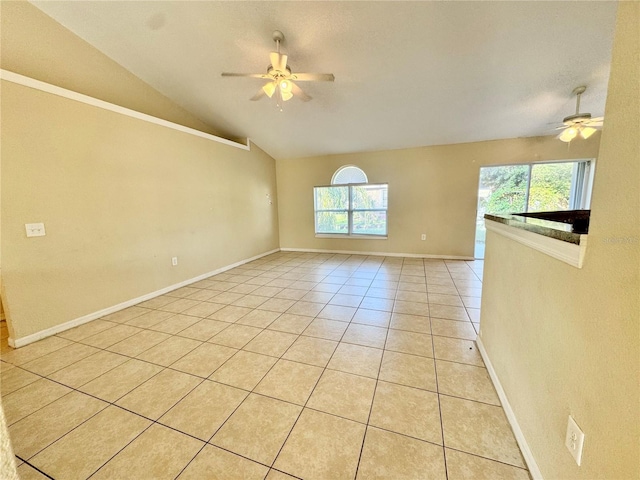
[475,159,595,259]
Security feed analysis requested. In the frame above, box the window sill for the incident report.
[315,234,388,240]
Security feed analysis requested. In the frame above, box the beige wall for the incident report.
[277,135,600,257]
[0,1,232,140]
[479,3,639,479]
[0,2,279,341]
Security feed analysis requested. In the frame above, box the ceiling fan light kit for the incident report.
[557,85,604,143]
[222,30,335,110]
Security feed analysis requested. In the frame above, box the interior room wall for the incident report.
[0,2,279,342]
[0,1,228,140]
[479,3,639,479]
[276,135,600,257]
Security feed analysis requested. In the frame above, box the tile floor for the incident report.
[0,252,530,479]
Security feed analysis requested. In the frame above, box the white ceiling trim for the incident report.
[0,69,251,151]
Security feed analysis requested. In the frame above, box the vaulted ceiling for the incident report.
[32,1,617,160]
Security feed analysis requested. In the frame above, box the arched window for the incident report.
[314,166,388,237]
[332,165,368,185]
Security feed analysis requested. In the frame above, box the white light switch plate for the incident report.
[565,415,585,466]
[25,223,46,237]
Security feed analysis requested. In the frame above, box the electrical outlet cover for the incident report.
[565,415,585,466]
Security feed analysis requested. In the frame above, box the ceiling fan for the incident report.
[556,86,603,142]
[221,30,334,108]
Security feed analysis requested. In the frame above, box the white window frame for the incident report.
[314,182,389,238]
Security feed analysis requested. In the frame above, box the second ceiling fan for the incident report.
[222,30,334,107]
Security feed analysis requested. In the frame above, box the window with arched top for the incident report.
[331,165,368,185]
[314,166,388,237]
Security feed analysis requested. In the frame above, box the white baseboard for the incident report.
[476,335,544,480]
[8,248,280,348]
[280,247,474,260]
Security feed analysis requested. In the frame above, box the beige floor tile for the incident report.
[16,463,49,479]
[253,286,286,298]
[318,304,357,322]
[390,312,431,334]
[236,309,281,328]
[208,305,253,322]
[48,350,128,388]
[1,336,72,366]
[352,308,391,327]
[258,298,297,313]
[379,350,437,391]
[457,286,482,297]
[461,296,482,309]
[233,294,269,309]
[429,304,470,322]
[209,324,263,348]
[160,380,247,440]
[101,306,149,323]
[267,313,314,334]
[30,405,151,480]
[433,336,484,366]
[181,301,225,318]
[116,369,201,420]
[56,319,116,342]
[427,284,459,295]
[431,318,477,341]
[0,366,40,395]
[255,359,323,405]
[148,313,201,335]
[275,288,307,301]
[328,294,363,308]
[370,381,442,444]
[286,301,325,317]
[274,408,365,479]
[357,426,447,480]
[79,359,163,402]
[210,350,278,390]
[168,286,203,298]
[136,336,202,367]
[25,341,100,378]
[327,343,383,379]
[342,323,388,349]
[282,336,338,367]
[301,291,334,303]
[307,369,376,423]
[171,343,237,377]
[338,285,368,296]
[107,329,170,356]
[243,330,297,357]
[3,378,72,425]
[124,309,174,329]
[445,448,530,480]
[178,319,231,341]
[393,300,430,317]
[385,329,433,357]
[467,308,481,322]
[212,393,301,465]
[137,295,180,309]
[365,287,396,299]
[397,282,427,292]
[302,318,349,341]
[396,290,429,303]
[265,469,298,479]
[91,423,202,480]
[9,391,108,459]
[178,445,269,480]
[80,324,141,349]
[360,296,394,312]
[228,283,261,295]
[185,289,220,301]
[158,298,203,314]
[428,293,465,307]
[440,396,525,468]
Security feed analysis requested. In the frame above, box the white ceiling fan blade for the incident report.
[250,88,267,101]
[589,116,604,122]
[291,82,312,102]
[586,121,603,127]
[222,73,269,79]
[270,52,288,72]
[290,73,335,82]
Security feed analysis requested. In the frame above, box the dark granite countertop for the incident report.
[484,211,590,245]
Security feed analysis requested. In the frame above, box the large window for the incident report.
[314,166,388,237]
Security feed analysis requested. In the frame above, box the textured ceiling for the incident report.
[31,1,617,160]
